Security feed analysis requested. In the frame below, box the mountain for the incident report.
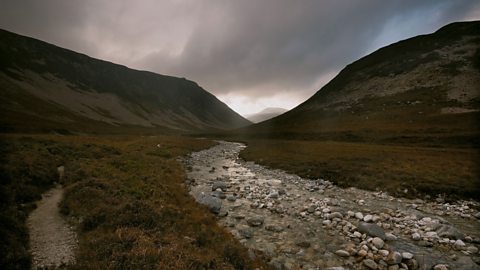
[0,29,251,134]
[247,21,480,146]
[246,107,288,123]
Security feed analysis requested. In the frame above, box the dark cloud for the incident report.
[1,0,479,114]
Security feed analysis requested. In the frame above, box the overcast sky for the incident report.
[1,1,479,116]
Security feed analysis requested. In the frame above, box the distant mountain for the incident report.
[246,107,288,123]
[246,21,480,146]
[0,29,250,133]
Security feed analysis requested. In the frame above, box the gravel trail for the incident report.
[27,186,77,269]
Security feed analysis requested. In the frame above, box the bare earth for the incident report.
[27,186,77,269]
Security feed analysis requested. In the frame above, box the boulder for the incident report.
[197,193,222,214]
[436,224,464,240]
[358,223,386,240]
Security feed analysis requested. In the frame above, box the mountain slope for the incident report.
[0,29,250,133]
[248,21,480,146]
[246,107,288,123]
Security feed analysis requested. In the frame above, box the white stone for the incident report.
[335,249,350,257]
[379,249,389,257]
[454,239,466,249]
[433,264,448,270]
[353,231,362,238]
[364,214,373,223]
[401,252,414,260]
[411,232,421,240]
[355,212,364,219]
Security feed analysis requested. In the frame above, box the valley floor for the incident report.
[186,141,480,269]
[0,134,270,269]
[239,139,480,201]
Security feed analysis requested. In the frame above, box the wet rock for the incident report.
[197,193,222,214]
[247,217,264,227]
[386,251,402,265]
[363,259,378,269]
[334,250,350,257]
[358,223,386,240]
[436,224,464,240]
[372,237,384,249]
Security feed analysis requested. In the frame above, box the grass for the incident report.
[0,134,271,270]
[239,139,479,201]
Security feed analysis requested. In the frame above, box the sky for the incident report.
[1,1,479,116]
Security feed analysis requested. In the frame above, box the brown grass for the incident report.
[240,139,479,201]
[0,134,271,270]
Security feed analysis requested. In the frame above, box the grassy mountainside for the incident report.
[222,21,480,200]
[0,135,270,269]
[0,29,251,134]
[246,21,480,146]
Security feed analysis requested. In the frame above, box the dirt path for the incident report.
[185,141,480,270]
[27,186,77,269]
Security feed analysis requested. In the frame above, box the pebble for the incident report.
[411,232,421,241]
[363,214,373,222]
[433,264,449,270]
[385,233,397,241]
[335,250,350,257]
[454,239,466,249]
[363,259,378,269]
[401,252,413,260]
[372,237,384,249]
[386,251,402,265]
[355,212,364,220]
[467,246,478,254]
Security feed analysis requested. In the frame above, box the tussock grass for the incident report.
[1,135,271,270]
[240,139,479,201]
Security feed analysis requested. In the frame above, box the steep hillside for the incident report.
[0,29,250,133]
[249,21,480,146]
[246,107,288,123]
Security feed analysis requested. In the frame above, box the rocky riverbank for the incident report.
[184,141,480,270]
